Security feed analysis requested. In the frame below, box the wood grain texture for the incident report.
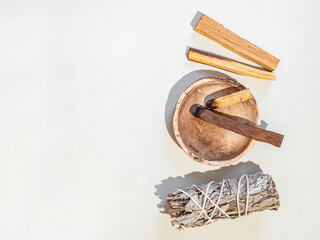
[190,105,284,147]
[207,89,253,109]
[194,14,279,71]
[188,48,276,80]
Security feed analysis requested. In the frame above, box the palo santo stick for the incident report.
[206,89,253,109]
[188,48,276,80]
[190,105,284,147]
[193,13,279,71]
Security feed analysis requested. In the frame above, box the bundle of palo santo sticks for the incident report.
[166,173,279,230]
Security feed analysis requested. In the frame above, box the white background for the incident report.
[0,0,319,239]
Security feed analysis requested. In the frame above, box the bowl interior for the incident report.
[173,77,260,166]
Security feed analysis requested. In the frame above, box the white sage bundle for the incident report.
[166,172,280,229]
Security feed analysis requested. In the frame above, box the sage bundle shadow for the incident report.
[166,172,279,229]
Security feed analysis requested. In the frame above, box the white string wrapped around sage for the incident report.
[166,172,280,229]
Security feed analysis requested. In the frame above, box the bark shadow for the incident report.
[154,161,262,213]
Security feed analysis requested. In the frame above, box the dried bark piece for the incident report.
[166,173,280,230]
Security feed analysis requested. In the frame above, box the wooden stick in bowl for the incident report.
[206,89,253,109]
[190,105,284,147]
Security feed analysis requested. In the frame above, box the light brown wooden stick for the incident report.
[193,14,279,71]
[190,105,284,147]
[206,89,253,109]
[188,48,276,80]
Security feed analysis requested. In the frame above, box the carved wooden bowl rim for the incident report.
[172,77,261,166]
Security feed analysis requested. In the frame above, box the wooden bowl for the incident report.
[173,77,260,166]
